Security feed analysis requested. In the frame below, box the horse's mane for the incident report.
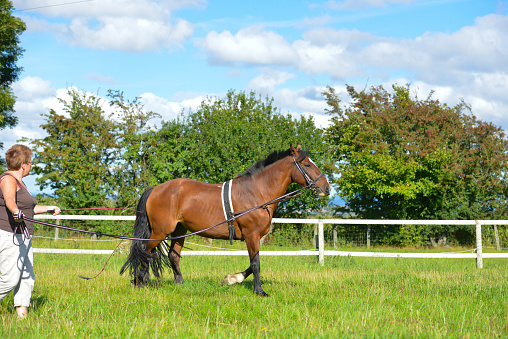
[236,147,308,178]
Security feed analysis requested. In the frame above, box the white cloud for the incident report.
[14,0,205,18]
[198,26,372,79]
[355,77,508,131]
[2,77,208,153]
[12,76,54,101]
[360,14,508,81]
[0,77,55,151]
[139,92,204,123]
[245,70,338,128]
[199,14,508,82]
[66,17,194,52]
[196,13,508,130]
[247,69,296,92]
[15,0,199,52]
[196,26,298,66]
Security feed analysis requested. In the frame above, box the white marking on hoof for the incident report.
[222,273,244,285]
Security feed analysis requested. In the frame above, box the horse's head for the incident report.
[290,144,331,197]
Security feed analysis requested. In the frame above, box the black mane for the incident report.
[237,147,308,178]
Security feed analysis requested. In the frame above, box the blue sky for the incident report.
[2,0,508,193]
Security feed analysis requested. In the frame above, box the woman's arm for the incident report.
[0,175,20,214]
[34,205,61,216]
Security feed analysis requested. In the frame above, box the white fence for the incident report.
[34,215,508,268]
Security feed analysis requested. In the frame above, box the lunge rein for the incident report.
[21,155,325,243]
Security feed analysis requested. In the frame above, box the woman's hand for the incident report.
[49,206,62,216]
[12,209,24,223]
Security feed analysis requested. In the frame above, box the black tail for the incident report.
[120,186,158,285]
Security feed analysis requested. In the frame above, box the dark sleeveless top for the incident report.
[0,173,37,235]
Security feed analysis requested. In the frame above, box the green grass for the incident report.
[1,250,507,338]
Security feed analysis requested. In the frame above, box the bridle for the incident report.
[292,155,326,195]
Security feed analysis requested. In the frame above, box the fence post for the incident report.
[314,224,318,249]
[318,219,324,266]
[54,218,60,241]
[493,225,500,251]
[367,225,371,249]
[333,225,337,249]
[475,220,483,269]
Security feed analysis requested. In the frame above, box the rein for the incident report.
[22,181,318,242]
[22,154,325,242]
[20,154,326,281]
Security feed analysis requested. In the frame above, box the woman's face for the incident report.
[21,160,32,177]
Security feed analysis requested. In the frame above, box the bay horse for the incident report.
[120,144,330,296]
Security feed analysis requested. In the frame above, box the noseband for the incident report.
[292,155,325,195]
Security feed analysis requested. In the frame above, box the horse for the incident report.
[120,144,331,296]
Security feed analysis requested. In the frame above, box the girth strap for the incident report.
[221,180,236,244]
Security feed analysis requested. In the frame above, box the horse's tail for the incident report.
[120,186,156,284]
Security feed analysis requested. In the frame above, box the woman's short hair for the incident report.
[5,144,32,170]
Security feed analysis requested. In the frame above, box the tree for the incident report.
[29,89,118,210]
[0,0,25,166]
[324,84,508,245]
[107,89,161,210]
[25,89,162,235]
[29,89,162,212]
[145,90,330,217]
[29,89,329,221]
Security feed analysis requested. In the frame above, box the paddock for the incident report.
[3,250,507,337]
[1,215,505,337]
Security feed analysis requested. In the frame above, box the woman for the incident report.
[0,144,61,319]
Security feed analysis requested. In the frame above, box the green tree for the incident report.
[30,89,118,210]
[145,90,330,217]
[107,89,161,210]
[0,0,25,166]
[324,84,508,244]
[30,89,162,210]
[26,89,162,235]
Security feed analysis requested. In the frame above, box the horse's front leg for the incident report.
[249,251,268,297]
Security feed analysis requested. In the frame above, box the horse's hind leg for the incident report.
[222,234,268,297]
[169,223,187,284]
[222,266,252,285]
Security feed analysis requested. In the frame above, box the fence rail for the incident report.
[34,215,508,267]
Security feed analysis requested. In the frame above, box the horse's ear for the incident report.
[290,144,297,155]
[296,144,303,151]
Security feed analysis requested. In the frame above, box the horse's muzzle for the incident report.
[315,184,331,197]
[319,184,332,197]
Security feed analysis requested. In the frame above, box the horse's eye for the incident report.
[305,164,311,168]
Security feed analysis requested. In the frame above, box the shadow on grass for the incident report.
[139,275,278,296]
[31,294,48,312]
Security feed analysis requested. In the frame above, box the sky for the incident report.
[1,0,508,193]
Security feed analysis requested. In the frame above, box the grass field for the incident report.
[1,244,507,338]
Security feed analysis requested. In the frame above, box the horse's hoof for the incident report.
[254,290,269,297]
[131,280,146,288]
[222,273,245,286]
[222,275,231,285]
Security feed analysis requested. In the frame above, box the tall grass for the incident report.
[1,252,507,338]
